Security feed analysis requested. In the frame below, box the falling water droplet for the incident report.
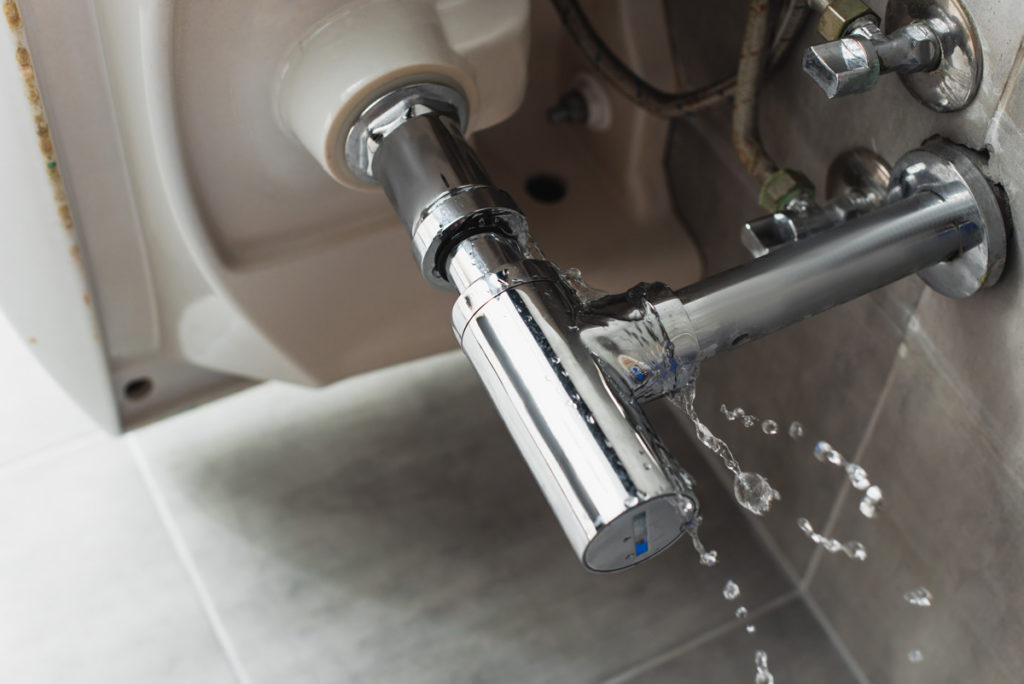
[822,538,842,553]
[788,421,805,440]
[624,496,640,508]
[735,606,748,619]
[797,518,814,535]
[761,419,779,435]
[844,462,871,490]
[734,471,781,515]
[859,485,884,518]
[687,524,719,567]
[844,541,868,561]
[723,580,741,600]
[746,624,756,634]
[755,650,775,684]
[904,587,933,607]
[813,441,844,466]
[908,649,924,663]
[741,414,757,428]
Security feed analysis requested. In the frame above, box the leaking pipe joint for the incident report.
[343,83,1007,573]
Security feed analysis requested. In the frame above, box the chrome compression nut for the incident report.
[345,84,527,289]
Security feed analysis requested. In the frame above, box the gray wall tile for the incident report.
[807,330,1024,683]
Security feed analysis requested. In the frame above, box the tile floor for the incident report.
[0,312,858,683]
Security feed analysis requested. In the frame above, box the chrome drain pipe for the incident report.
[343,84,1007,572]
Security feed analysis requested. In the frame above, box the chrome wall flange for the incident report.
[885,0,982,112]
[888,140,1007,298]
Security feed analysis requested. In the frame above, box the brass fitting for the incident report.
[758,168,815,213]
[817,0,880,41]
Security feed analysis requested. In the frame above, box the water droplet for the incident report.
[643,462,653,470]
[734,471,781,516]
[908,649,923,663]
[822,538,842,553]
[735,606,748,619]
[844,462,871,490]
[844,541,867,561]
[813,441,843,466]
[723,580,740,600]
[797,518,814,535]
[624,496,640,507]
[859,485,883,518]
[687,524,719,567]
[741,414,757,428]
[788,421,805,440]
[746,624,756,633]
[761,419,779,435]
[904,587,933,607]
[754,650,774,684]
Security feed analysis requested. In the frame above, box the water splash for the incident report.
[559,266,607,305]
[788,421,805,440]
[685,522,719,567]
[761,419,779,435]
[904,587,933,607]
[723,580,741,601]
[844,462,871,490]
[908,649,924,663]
[672,388,780,516]
[813,441,844,466]
[797,518,867,560]
[754,650,775,684]
[859,485,884,519]
[811,442,885,516]
[734,472,781,515]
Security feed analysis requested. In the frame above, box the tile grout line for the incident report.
[600,591,799,684]
[126,435,254,684]
[792,296,919,684]
[801,328,903,589]
[796,590,872,684]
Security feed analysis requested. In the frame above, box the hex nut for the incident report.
[758,169,815,213]
[818,0,879,41]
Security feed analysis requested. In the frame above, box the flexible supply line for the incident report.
[732,0,779,185]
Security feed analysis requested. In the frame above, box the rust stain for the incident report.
[27,336,36,344]
[2,0,20,30]
[69,243,80,261]
[82,292,90,307]
[4,0,73,232]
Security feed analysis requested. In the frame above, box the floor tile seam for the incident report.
[902,293,1016,460]
[599,591,799,684]
[802,312,906,589]
[796,589,873,684]
[126,434,254,684]
[0,430,110,477]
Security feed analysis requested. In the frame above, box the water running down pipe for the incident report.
[345,85,1007,573]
